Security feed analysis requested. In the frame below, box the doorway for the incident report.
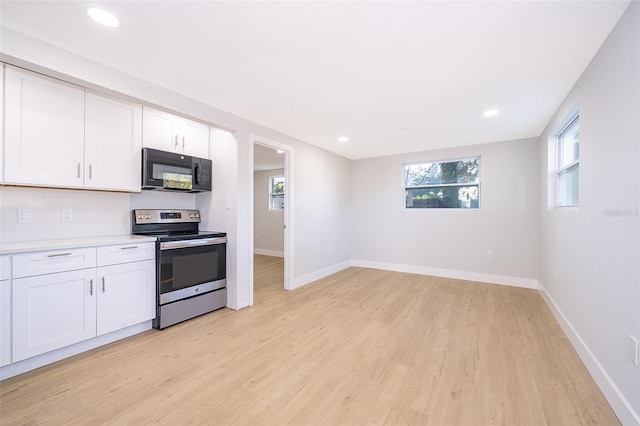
[250,136,294,306]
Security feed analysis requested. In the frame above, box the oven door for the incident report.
[158,237,226,305]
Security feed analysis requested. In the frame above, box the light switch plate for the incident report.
[17,208,32,223]
[630,335,639,366]
[62,209,73,222]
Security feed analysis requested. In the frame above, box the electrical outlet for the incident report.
[485,251,493,260]
[224,197,231,210]
[375,242,382,250]
[61,208,73,222]
[630,335,639,367]
[17,208,31,224]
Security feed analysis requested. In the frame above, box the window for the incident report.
[270,175,285,210]
[556,112,580,207]
[404,158,480,209]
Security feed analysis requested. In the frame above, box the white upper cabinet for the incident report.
[142,107,209,158]
[179,117,210,158]
[4,66,85,188]
[3,65,143,192]
[85,92,142,192]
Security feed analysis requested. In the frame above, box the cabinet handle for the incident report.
[89,279,93,295]
[47,252,72,258]
[174,134,179,150]
[120,246,138,250]
[77,163,81,178]
[182,136,185,150]
[89,164,93,179]
[102,277,106,293]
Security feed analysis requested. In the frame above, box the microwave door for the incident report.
[142,148,193,191]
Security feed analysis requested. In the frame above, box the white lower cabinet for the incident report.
[10,243,155,363]
[1,256,12,367]
[96,260,155,336]
[12,269,97,362]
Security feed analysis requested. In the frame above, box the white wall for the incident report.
[351,138,539,287]
[0,28,353,308]
[198,128,239,308]
[0,186,131,242]
[253,168,284,256]
[537,2,639,423]
[292,142,352,285]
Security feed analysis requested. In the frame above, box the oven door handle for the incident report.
[160,237,227,250]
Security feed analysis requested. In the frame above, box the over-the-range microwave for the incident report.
[142,147,212,192]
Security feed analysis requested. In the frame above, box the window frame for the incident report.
[555,111,580,208]
[269,175,285,211]
[403,156,481,210]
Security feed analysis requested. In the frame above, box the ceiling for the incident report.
[0,1,630,160]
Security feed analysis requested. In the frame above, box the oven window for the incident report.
[174,252,216,285]
[160,245,226,295]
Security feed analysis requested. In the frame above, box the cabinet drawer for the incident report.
[12,248,96,278]
[97,242,155,267]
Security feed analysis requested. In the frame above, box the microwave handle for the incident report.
[194,163,200,185]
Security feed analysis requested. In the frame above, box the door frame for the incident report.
[250,134,294,305]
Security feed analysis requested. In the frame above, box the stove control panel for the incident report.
[133,209,201,224]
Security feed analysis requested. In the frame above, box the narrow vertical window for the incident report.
[556,112,580,207]
[270,175,285,210]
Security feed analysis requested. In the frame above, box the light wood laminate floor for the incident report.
[0,255,618,425]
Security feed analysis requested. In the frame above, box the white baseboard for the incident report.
[292,260,351,290]
[253,248,284,257]
[0,321,152,381]
[538,284,640,426]
[230,299,252,310]
[350,259,538,289]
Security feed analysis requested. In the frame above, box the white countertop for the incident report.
[0,235,156,255]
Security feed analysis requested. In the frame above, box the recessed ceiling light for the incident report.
[276,149,284,154]
[483,109,500,118]
[338,136,349,143]
[87,7,120,28]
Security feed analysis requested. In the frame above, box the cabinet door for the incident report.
[96,260,155,336]
[1,255,11,366]
[180,118,210,158]
[4,66,85,188]
[0,279,10,366]
[1,256,11,366]
[13,269,96,362]
[1,65,5,184]
[85,92,142,192]
[142,107,181,153]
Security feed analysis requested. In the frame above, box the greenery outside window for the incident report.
[556,112,579,207]
[270,175,285,210]
[404,158,480,209]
